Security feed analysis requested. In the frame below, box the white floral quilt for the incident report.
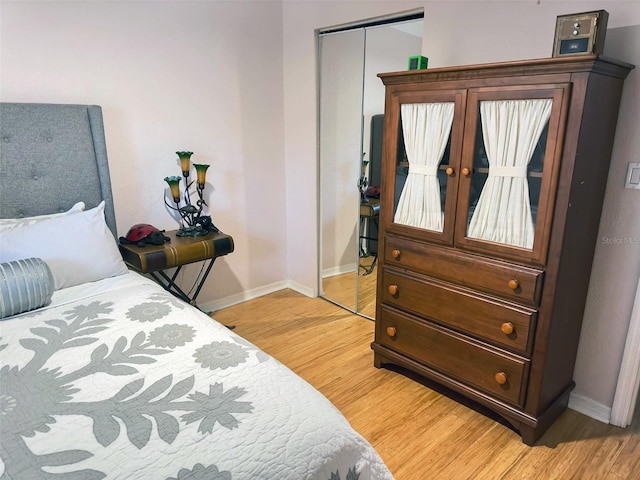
[0,272,394,480]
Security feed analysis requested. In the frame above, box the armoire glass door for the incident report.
[387,91,465,246]
[455,85,571,264]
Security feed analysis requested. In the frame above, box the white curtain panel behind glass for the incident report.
[394,102,455,231]
[468,99,552,248]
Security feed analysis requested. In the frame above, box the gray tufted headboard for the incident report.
[0,103,117,237]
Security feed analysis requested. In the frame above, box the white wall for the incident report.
[281,0,640,417]
[577,24,640,410]
[0,1,287,307]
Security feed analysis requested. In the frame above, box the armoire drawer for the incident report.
[378,306,529,406]
[381,269,536,354]
[384,235,543,305]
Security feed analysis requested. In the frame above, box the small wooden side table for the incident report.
[119,229,234,305]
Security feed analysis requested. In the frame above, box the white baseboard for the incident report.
[568,392,611,424]
[286,279,315,298]
[322,263,357,278]
[199,279,316,314]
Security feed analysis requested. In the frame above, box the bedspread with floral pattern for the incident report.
[0,273,393,480]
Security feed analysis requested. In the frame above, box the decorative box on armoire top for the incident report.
[371,55,634,445]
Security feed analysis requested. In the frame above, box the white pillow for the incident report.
[0,202,85,231]
[0,201,128,289]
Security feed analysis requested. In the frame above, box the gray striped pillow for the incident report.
[0,258,54,319]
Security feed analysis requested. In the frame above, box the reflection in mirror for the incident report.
[466,99,552,249]
[319,17,423,320]
[319,29,364,314]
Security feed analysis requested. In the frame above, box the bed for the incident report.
[0,103,394,480]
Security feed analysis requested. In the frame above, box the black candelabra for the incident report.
[164,151,218,237]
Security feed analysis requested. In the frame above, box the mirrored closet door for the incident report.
[318,15,423,319]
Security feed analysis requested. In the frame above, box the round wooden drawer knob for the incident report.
[391,249,401,259]
[445,167,455,176]
[461,167,471,177]
[386,326,397,338]
[501,322,514,335]
[508,279,519,290]
[494,372,508,385]
[388,285,399,296]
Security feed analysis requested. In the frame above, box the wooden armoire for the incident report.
[371,55,634,445]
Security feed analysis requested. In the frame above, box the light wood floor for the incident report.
[212,289,640,480]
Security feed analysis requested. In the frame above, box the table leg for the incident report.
[149,259,217,306]
[190,258,216,303]
[150,269,192,304]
